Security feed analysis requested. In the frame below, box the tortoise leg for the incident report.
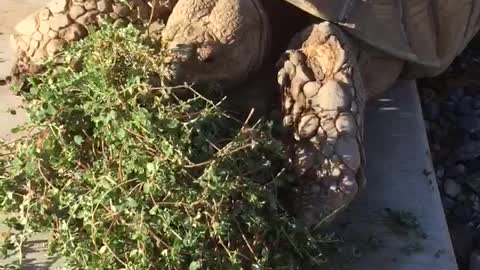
[277,22,366,228]
[10,0,177,82]
[356,42,404,99]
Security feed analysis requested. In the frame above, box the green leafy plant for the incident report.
[383,208,427,239]
[0,23,338,269]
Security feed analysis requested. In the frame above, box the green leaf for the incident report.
[146,162,155,173]
[126,198,138,208]
[167,121,178,129]
[10,127,21,134]
[143,182,152,193]
[149,205,159,215]
[99,245,108,254]
[117,129,126,139]
[74,135,84,145]
[189,261,200,270]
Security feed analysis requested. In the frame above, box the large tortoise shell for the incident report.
[282,0,479,78]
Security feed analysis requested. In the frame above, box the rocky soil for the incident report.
[418,36,480,270]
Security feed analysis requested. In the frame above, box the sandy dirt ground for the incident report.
[0,0,48,141]
[0,0,49,74]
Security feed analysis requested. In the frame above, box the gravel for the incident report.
[418,42,480,270]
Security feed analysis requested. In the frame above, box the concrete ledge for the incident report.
[338,81,458,270]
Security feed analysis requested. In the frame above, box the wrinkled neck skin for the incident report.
[161,0,319,97]
[162,0,269,90]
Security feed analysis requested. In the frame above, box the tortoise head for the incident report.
[161,0,270,89]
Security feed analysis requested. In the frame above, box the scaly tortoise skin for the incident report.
[9,0,480,227]
[9,0,268,89]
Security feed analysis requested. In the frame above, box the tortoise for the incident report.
[9,0,480,227]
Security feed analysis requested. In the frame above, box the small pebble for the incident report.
[456,96,473,110]
[446,164,467,178]
[470,196,480,212]
[457,193,469,202]
[449,220,476,268]
[424,121,432,133]
[455,140,480,161]
[470,250,480,270]
[423,101,440,120]
[432,144,442,153]
[454,204,474,224]
[473,98,480,110]
[441,196,456,210]
[458,116,480,133]
[442,101,457,112]
[457,96,476,115]
[444,179,462,198]
[449,88,465,103]
[473,214,480,227]
[436,167,445,179]
[463,159,480,174]
[438,116,454,129]
[470,130,480,140]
